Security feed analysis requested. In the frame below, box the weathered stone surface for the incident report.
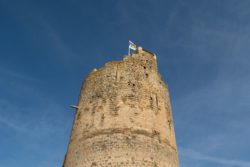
[63,50,179,167]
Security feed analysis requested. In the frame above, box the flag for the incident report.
[129,40,137,51]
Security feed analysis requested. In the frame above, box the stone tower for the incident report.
[63,48,179,167]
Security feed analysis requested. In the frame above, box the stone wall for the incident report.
[63,50,179,167]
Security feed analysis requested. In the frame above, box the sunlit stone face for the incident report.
[63,51,179,167]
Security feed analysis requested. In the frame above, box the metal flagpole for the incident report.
[128,42,131,55]
[128,45,130,55]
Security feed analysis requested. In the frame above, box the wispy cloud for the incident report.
[0,97,69,138]
[0,115,27,133]
[1,0,77,61]
[180,148,250,167]
[0,68,37,82]
[0,84,72,167]
[0,67,72,139]
[173,59,250,165]
[38,19,77,59]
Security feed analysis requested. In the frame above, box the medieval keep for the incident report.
[63,47,179,167]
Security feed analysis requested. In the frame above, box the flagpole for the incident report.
[128,45,130,55]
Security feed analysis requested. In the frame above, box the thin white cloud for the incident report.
[0,98,69,137]
[1,0,77,60]
[180,148,250,167]
[0,116,27,133]
[0,68,37,82]
[39,19,77,59]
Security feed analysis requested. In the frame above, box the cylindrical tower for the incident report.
[63,49,179,167]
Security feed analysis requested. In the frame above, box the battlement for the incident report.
[90,49,157,74]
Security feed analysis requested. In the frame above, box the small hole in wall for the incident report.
[91,162,97,166]
[146,73,149,78]
[143,66,146,69]
[76,112,81,120]
[101,114,105,120]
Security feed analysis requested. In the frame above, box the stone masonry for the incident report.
[63,48,179,167]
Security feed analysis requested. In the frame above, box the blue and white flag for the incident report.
[129,40,137,51]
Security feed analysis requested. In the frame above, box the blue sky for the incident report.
[0,0,250,166]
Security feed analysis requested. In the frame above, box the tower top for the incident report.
[63,49,179,167]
